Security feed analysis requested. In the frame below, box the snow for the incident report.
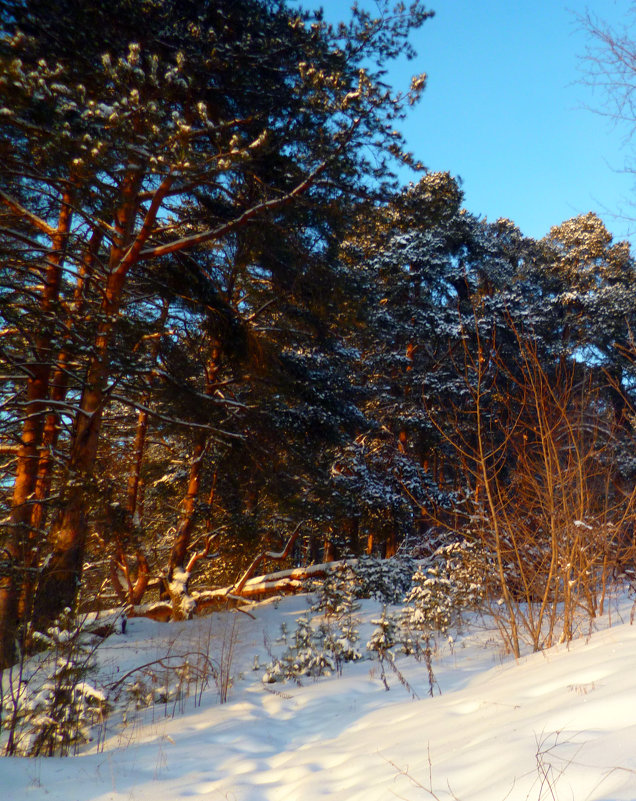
[3,593,636,800]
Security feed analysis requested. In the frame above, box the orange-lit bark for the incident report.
[167,344,222,619]
[0,186,74,667]
[30,170,149,632]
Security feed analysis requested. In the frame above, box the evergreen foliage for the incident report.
[401,541,485,635]
[0,0,634,685]
[261,609,363,684]
[1,611,109,756]
[0,0,433,660]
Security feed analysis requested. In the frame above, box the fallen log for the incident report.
[126,559,355,620]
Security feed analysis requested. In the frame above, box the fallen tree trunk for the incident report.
[125,559,355,621]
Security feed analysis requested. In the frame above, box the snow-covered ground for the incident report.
[2,591,636,801]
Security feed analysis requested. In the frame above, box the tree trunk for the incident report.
[110,549,149,606]
[30,231,100,538]
[31,170,145,633]
[323,538,338,562]
[166,342,223,619]
[343,517,360,556]
[385,530,397,558]
[19,234,101,624]
[169,437,206,577]
[0,187,73,667]
[107,303,168,608]
[126,303,168,523]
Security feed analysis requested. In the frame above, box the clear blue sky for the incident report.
[298,0,636,243]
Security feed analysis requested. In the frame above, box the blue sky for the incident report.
[299,0,636,243]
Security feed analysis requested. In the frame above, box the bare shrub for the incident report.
[427,314,636,656]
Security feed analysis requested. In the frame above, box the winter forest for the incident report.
[2,0,636,779]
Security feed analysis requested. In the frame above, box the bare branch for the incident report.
[185,532,221,574]
[230,522,303,597]
[0,189,57,237]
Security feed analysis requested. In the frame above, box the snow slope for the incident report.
[2,594,636,801]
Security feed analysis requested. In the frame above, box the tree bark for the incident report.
[167,344,222,619]
[107,303,169,608]
[0,186,73,667]
[30,169,146,633]
[18,232,102,626]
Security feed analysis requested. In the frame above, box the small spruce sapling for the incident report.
[262,613,336,684]
[401,541,485,638]
[367,606,399,691]
[1,610,110,757]
[262,584,363,685]
[309,563,361,616]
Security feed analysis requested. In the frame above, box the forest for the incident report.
[1,0,636,684]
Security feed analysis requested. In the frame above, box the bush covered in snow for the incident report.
[305,556,415,610]
[309,562,362,617]
[262,602,363,684]
[401,540,485,636]
[1,611,110,757]
[353,555,415,604]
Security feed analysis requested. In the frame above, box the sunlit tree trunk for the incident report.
[167,342,222,619]
[30,169,148,632]
[19,232,102,625]
[0,186,74,667]
[109,302,169,607]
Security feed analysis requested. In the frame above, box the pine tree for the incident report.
[0,0,433,664]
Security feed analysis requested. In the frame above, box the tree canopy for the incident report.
[0,0,634,670]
